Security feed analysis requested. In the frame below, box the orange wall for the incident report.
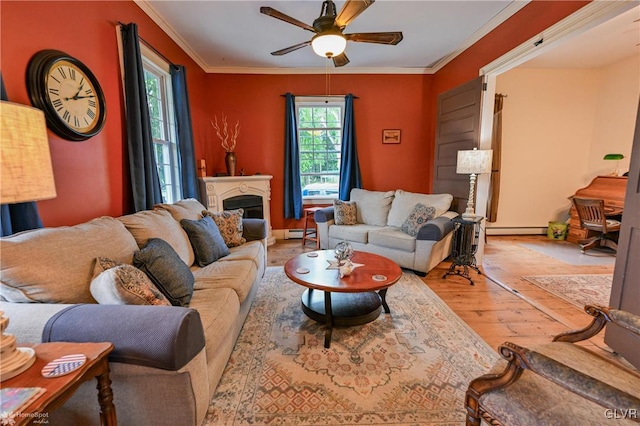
[0,1,209,227]
[1,0,590,230]
[204,73,432,229]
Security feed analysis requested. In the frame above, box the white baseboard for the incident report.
[486,227,547,236]
[273,229,305,240]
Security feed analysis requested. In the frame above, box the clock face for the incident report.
[46,60,101,134]
[27,50,106,141]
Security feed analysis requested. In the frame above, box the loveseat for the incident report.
[315,189,458,275]
[0,198,266,425]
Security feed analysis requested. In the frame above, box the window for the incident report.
[142,51,182,203]
[296,99,344,202]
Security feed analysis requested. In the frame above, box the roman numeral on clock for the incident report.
[63,110,70,122]
[52,98,63,110]
[87,109,96,119]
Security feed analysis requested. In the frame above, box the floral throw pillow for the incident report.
[90,257,170,306]
[334,199,357,225]
[202,209,246,247]
[401,203,436,236]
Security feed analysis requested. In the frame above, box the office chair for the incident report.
[572,197,621,253]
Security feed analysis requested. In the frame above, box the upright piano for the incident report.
[567,175,627,243]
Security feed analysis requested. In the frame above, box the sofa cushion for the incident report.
[180,216,229,267]
[387,191,453,227]
[42,304,205,371]
[202,209,246,248]
[192,260,256,304]
[349,188,395,226]
[218,240,265,270]
[328,224,380,245]
[119,209,195,267]
[133,238,195,307]
[401,203,437,236]
[368,227,416,252]
[90,263,171,306]
[0,217,138,304]
[333,199,357,225]
[155,198,207,222]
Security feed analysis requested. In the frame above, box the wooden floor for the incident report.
[267,235,621,360]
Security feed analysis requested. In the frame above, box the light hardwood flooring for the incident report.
[267,235,624,362]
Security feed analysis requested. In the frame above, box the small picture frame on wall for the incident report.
[382,129,401,144]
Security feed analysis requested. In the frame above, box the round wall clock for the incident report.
[27,50,106,141]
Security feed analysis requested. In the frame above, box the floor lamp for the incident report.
[457,148,493,220]
[0,100,56,381]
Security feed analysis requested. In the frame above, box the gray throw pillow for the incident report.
[334,199,357,225]
[133,238,195,307]
[401,203,436,236]
[181,216,229,267]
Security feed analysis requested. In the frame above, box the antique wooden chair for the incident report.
[465,305,640,425]
[572,197,621,253]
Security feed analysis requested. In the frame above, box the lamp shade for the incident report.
[456,148,493,174]
[1,101,56,204]
[311,33,347,58]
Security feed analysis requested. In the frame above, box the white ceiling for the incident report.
[135,0,639,74]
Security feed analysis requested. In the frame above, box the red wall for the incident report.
[204,73,432,229]
[1,1,209,227]
[1,0,590,231]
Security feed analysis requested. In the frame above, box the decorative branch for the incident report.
[211,114,240,152]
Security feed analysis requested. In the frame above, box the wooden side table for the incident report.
[1,342,116,425]
[443,216,483,285]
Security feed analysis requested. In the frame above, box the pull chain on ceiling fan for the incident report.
[260,0,403,67]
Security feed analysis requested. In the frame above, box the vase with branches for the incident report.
[211,114,240,176]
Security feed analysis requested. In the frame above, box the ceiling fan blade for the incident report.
[332,52,350,67]
[270,41,312,56]
[260,7,316,33]
[346,32,403,45]
[335,0,375,28]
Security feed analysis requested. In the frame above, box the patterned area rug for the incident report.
[205,267,498,425]
[522,274,613,309]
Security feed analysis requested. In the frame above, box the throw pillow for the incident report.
[388,190,453,227]
[401,203,436,236]
[133,238,195,307]
[334,199,357,225]
[349,188,395,226]
[90,263,171,306]
[180,216,230,267]
[202,209,246,247]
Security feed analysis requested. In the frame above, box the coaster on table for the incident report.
[296,267,310,274]
[306,252,319,258]
[372,275,387,282]
[41,354,87,378]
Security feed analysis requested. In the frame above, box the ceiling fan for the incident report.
[260,0,403,67]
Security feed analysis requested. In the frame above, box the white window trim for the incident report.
[295,97,345,205]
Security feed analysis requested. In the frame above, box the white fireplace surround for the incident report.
[199,176,275,245]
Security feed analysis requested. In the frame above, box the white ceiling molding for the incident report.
[481,0,638,76]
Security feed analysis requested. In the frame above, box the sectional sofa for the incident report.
[0,199,266,425]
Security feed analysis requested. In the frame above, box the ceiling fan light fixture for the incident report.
[311,33,347,58]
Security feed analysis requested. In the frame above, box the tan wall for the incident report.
[489,57,638,232]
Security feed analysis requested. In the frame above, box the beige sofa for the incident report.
[316,189,458,275]
[0,199,266,425]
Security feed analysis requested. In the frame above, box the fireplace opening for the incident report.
[223,195,263,219]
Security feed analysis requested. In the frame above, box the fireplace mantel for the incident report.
[199,176,275,245]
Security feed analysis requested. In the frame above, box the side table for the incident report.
[443,216,483,285]
[0,342,116,426]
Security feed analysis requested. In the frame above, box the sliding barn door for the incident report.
[605,100,640,368]
[433,77,483,214]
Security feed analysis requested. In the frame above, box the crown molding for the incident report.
[136,0,530,75]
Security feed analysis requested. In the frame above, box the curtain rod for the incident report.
[280,94,358,99]
[117,21,175,67]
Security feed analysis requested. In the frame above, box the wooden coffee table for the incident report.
[284,250,402,348]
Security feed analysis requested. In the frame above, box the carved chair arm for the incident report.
[554,305,640,343]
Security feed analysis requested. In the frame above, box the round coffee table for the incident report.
[284,250,402,348]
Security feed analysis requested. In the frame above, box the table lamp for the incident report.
[1,101,56,381]
[603,153,624,176]
[457,148,493,220]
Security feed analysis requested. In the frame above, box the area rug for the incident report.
[205,267,498,425]
[518,241,615,266]
[522,274,613,309]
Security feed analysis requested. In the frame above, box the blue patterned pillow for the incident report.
[401,203,436,236]
[334,199,357,225]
